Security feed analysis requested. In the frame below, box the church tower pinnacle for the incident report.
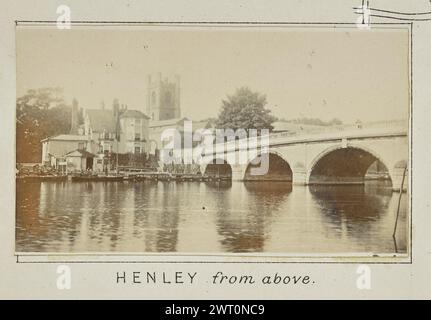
[147,73,181,121]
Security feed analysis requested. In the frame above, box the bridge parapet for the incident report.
[202,121,408,157]
[298,119,408,134]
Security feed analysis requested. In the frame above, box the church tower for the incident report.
[146,73,181,121]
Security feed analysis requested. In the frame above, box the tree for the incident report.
[17,87,64,111]
[16,88,77,163]
[216,87,277,134]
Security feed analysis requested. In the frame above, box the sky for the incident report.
[16,25,410,123]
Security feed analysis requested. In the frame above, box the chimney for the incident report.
[70,98,79,134]
[147,75,152,116]
[113,98,120,118]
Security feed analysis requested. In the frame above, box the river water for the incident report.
[16,180,408,254]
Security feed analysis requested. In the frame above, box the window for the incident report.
[103,143,110,153]
[135,133,141,141]
[78,142,85,150]
[134,146,141,154]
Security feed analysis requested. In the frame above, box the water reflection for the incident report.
[16,180,408,254]
[211,182,292,252]
[217,182,292,252]
[310,184,391,223]
[204,180,232,190]
[309,181,405,253]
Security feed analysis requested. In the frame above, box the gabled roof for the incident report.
[65,149,95,158]
[192,120,214,130]
[86,109,117,133]
[149,117,189,128]
[41,134,88,142]
[120,110,150,119]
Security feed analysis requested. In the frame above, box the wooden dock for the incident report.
[17,172,232,183]
[71,175,125,182]
[16,175,68,182]
[124,173,231,182]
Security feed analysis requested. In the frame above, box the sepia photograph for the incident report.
[15,23,410,258]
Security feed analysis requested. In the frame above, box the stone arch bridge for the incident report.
[200,121,409,191]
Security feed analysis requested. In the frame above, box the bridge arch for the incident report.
[243,151,293,181]
[202,157,233,179]
[307,144,393,186]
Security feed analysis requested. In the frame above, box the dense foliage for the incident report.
[16,88,79,163]
[216,87,277,133]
